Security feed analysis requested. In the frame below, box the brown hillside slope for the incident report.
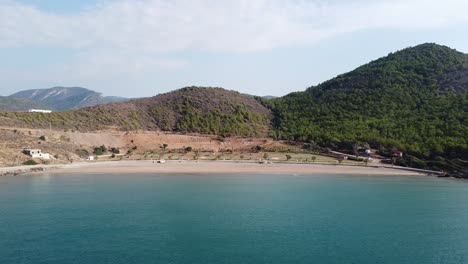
[0,87,272,137]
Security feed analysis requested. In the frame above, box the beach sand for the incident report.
[36,160,426,176]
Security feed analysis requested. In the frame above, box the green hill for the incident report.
[0,87,272,137]
[266,43,467,176]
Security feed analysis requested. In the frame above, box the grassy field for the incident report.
[93,151,367,166]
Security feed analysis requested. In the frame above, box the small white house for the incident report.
[87,156,95,161]
[29,109,52,113]
[23,149,50,159]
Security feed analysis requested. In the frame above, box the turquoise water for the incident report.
[1,173,468,264]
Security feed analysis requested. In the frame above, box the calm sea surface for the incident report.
[1,173,468,264]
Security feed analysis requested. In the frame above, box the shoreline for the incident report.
[1,160,431,176]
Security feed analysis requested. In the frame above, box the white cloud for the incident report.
[1,0,468,95]
[1,0,467,52]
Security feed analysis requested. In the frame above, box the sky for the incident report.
[1,0,468,98]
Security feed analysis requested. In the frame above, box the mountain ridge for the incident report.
[0,96,51,112]
[10,86,129,111]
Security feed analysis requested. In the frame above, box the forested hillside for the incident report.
[0,87,271,137]
[267,43,467,176]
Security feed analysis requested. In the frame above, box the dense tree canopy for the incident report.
[266,44,468,176]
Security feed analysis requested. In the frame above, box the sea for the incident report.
[1,173,468,264]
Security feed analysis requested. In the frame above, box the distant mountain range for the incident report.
[8,87,128,111]
[0,96,51,112]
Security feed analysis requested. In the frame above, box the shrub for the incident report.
[110,147,120,154]
[94,145,108,156]
[94,147,104,156]
[185,146,193,152]
[23,160,39,166]
[78,149,89,157]
[39,135,46,141]
[347,156,364,162]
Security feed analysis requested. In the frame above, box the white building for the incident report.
[87,156,95,161]
[29,109,52,113]
[23,149,50,159]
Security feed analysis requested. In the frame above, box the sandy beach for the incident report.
[4,160,426,176]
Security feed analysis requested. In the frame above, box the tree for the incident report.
[94,147,104,156]
[185,146,193,152]
[162,143,168,150]
[311,156,317,162]
[286,154,292,161]
[100,145,107,153]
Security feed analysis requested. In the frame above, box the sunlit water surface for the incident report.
[1,173,468,264]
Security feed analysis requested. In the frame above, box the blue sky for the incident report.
[1,0,468,97]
